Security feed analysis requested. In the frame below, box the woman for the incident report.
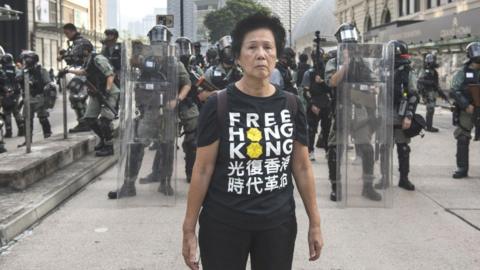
[182,14,323,270]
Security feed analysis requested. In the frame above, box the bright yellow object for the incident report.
[247,143,263,159]
[247,128,262,142]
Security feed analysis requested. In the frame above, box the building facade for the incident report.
[0,0,108,71]
[335,0,480,88]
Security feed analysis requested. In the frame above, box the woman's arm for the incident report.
[291,141,323,261]
[182,140,219,269]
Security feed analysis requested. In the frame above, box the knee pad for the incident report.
[84,117,98,127]
[457,134,470,145]
[396,143,410,157]
[39,117,49,124]
[358,144,374,158]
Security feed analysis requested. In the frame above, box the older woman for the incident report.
[182,14,323,270]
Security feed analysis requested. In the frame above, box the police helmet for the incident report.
[104,28,119,39]
[334,23,359,43]
[424,53,437,68]
[147,25,172,45]
[217,35,234,65]
[206,47,218,62]
[466,42,480,63]
[0,53,14,66]
[389,40,410,66]
[175,37,193,57]
[20,50,39,67]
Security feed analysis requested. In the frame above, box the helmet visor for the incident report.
[177,40,192,56]
[149,28,170,43]
[339,29,358,42]
[470,43,480,59]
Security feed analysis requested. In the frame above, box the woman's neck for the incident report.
[236,75,274,97]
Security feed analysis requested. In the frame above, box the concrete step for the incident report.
[0,134,96,190]
[0,152,117,246]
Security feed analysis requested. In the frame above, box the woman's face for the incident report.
[237,28,277,80]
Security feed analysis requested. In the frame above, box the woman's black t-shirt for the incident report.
[197,83,308,230]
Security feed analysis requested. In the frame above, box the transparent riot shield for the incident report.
[116,40,179,206]
[336,43,394,208]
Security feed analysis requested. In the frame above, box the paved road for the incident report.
[0,105,479,270]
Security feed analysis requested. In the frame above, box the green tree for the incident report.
[204,0,271,43]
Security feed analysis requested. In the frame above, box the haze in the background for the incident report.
[117,0,168,30]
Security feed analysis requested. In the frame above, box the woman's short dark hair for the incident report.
[231,13,286,59]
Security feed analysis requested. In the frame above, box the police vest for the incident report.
[460,64,480,103]
[103,43,122,71]
[211,66,241,89]
[30,65,47,97]
[308,68,331,108]
[420,68,438,92]
[393,66,410,107]
[85,54,108,93]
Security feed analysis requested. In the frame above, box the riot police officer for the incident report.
[302,48,332,160]
[450,42,480,179]
[62,41,119,156]
[376,40,419,190]
[325,23,382,201]
[202,35,242,101]
[60,23,93,133]
[108,25,191,198]
[101,29,122,86]
[176,37,200,183]
[270,47,298,95]
[205,46,219,70]
[193,42,205,70]
[417,53,440,132]
[18,51,55,145]
[0,53,25,137]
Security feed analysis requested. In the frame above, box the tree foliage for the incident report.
[204,0,271,43]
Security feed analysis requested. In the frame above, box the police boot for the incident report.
[397,143,415,190]
[94,139,105,151]
[362,175,382,201]
[4,128,12,138]
[107,182,136,199]
[158,177,174,196]
[95,118,114,157]
[327,146,341,201]
[0,143,6,154]
[139,150,162,184]
[474,128,480,141]
[69,120,91,133]
[330,182,342,202]
[96,144,114,157]
[453,136,469,178]
[375,145,390,189]
[425,109,439,132]
[39,118,52,138]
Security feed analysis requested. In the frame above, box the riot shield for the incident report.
[116,40,179,206]
[336,43,394,208]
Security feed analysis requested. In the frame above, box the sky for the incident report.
[117,0,168,29]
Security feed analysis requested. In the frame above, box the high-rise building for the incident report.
[107,0,119,29]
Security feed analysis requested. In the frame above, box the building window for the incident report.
[364,15,372,32]
[49,0,57,24]
[381,8,391,24]
[400,0,420,16]
[414,0,420,12]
